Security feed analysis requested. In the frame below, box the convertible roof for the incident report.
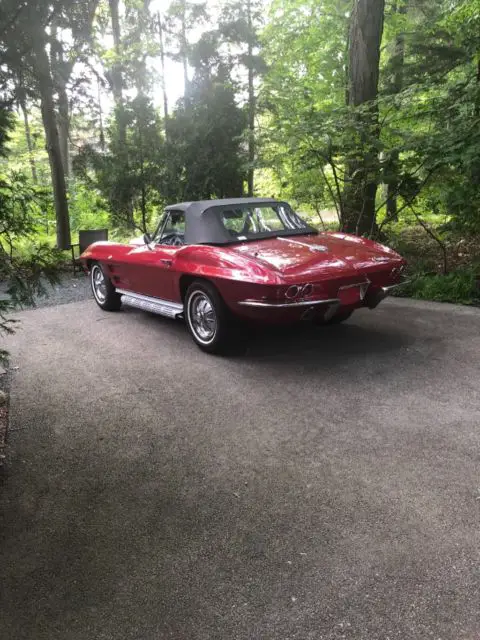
[165,198,277,215]
[163,198,316,245]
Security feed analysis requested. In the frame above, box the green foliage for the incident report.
[74,67,247,218]
[0,106,14,157]
[166,0,208,73]
[397,268,480,305]
[4,110,50,179]
[262,0,383,229]
[69,181,110,232]
[166,71,247,201]
[261,0,480,239]
[74,95,165,232]
[0,170,62,358]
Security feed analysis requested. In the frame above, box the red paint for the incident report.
[80,231,407,323]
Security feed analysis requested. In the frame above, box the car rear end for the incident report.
[224,233,407,324]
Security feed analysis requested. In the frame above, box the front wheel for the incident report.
[184,281,245,355]
[90,262,122,311]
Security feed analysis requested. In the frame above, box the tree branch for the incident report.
[0,3,27,37]
[377,164,438,233]
[409,204,448,275]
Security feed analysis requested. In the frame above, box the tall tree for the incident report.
[219,0,264,196]
[246,0,255,197]
[342,0,386,235]
[108,0,126,146]
[0,0,70,247]
[15,76,38,184]
[74,95,165,232]
[261,0,351,218]
[166,60,247,201]
[156,12,170,131]
[0,0,99,249]
[34,40,71,249]
[50,26,69,178]
[165,0,208,101]
[383,0,408,221]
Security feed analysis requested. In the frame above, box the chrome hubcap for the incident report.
[188,291,217,344]
[92,265,107,303]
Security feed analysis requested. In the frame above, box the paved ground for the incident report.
[0,272,91,310]
[1,297,479,640]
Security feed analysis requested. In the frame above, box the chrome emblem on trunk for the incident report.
[276,237,328,252]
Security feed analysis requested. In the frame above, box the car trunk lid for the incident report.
[230,234,394,280]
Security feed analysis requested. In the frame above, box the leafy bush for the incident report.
[395,268,480,306]
[69,180,110,233]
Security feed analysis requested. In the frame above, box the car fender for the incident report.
[172,245,283,309]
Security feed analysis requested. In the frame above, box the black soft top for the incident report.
[165,198,317,245]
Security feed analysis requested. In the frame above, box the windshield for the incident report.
[219,204,311,240]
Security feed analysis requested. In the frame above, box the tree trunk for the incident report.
[108,0,126,145]
[50,29,71,179]
[386,1,407,221]
[97,76,105,150]
[19,94,37,184]
[246,0,255,197]
[108,0,134,227]
[180,1,189,100]
[476,55,480,118]
[469,54,480,186]
[343,0,385,235]
[109,0,123,104]
[57,79,70,178]
[156,12,169,134]
[34,43,71,250]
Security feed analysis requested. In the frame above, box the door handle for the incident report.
[160,259,172,267]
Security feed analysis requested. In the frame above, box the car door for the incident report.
[122,210,185,301]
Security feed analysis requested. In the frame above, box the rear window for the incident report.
[220,205,310,239]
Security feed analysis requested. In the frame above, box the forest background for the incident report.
[1,0,480,321]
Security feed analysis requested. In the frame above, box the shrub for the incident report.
[395,268,480,306]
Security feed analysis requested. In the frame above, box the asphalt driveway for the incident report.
[1,297,479,640]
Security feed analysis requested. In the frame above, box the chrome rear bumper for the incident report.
[238,278,410,311]
[238,297,340,309]
[382,278,410,292]
[365,277,410,309]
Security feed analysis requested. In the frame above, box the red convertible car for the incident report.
[80,198,407,354]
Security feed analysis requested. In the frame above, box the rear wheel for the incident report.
[184,280,245,355]
[90,262,122,311]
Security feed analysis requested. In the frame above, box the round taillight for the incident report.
[302,283,313,297]
[285,285,300,299]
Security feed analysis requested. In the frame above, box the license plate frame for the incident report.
[338,282,369,306]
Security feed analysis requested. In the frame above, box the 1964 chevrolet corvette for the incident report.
[80,198,407,354]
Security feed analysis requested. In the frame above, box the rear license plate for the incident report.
[339,286,362,306]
